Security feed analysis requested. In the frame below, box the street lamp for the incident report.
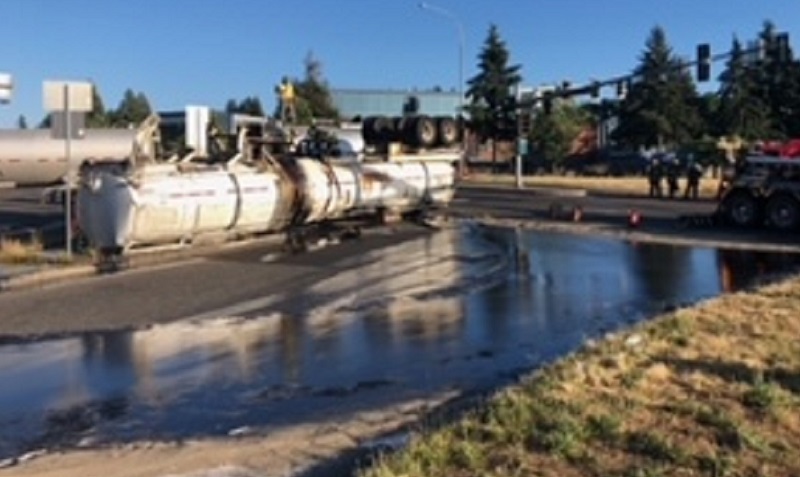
[418,2,465,125]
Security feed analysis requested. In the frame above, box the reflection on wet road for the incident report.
[1,223,798,458]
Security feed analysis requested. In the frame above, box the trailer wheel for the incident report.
[391,116,408,142]
[722,191,761,227]
[766,194,800,230]
[404,115,436,148]
[372,116,393,142]
[361,116,378,144]
[435,116,458,146]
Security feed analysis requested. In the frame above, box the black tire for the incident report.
[403,115,436,148]
[721,191,761,227]
[391,116,408,142]
[371,115,392,142]
[765,194,800,230]
[434,116,458,146]
[361,116,378,144]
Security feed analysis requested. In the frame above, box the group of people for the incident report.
[647,154,704,200]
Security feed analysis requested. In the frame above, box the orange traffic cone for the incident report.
[572,206,583,222]
[628,209,642,228]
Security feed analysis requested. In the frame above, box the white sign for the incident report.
[186,105,210,156]
[0,72,12,103]
[43,80,93,112]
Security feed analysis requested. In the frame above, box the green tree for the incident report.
[613,26,702,149]
[751,21,800,138]
[278,51,340,124]
[110,89,152,127]
[465,24,522,164]
[226,96,265,117]
[17,115,27,129]
[716,37,772,140]
[86,84,110,128]
[529,100,592,166]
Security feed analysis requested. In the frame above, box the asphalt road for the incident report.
[2,182,799,340]
[0,224,436,338]
[452,183,800,249]
[454,181,719,216]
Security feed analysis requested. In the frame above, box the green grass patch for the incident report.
[742,377,784,413]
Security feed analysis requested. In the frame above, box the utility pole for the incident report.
[44,81,92,261]
[418,2,466,172]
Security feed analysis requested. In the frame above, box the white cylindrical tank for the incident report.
[78,162,287,251]
[0,129,139,185]
[78,156,456,254]
[287,157,455,225]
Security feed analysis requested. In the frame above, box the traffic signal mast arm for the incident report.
[518,33,790,110]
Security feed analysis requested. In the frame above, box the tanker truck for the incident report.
[0,115,159,187]
[77,114,461,267]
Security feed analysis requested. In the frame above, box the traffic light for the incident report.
[542,93,553,115]
[616,80,628,99]
[590,82,600,99]
[697,43,711,82]
[518,110,532,136]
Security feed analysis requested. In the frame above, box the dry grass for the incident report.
[0,238,46,264]
[465,173,721,199]
[362,275,800,477]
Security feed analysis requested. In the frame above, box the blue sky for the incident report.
[0,0,797,127]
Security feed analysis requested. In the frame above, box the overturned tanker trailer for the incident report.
[76,116,459,265]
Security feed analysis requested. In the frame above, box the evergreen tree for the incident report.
[716,37,772,140]
[279,51,340,124]
[86,84,110,128]
[110,89,152,127]
[225,96,265,117]
[752,21,800,137]
[613,26,702,149]
[465,24,522,155]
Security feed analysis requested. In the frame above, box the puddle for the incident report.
[0,223,798,458]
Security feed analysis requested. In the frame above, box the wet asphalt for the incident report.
[2,182,800,461]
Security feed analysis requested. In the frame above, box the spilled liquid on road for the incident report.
[1,223,798,458]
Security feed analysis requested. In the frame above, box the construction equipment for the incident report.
[717,155,800,230]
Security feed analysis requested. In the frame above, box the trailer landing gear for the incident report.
[95,247,130,274]
[283,222,364,254]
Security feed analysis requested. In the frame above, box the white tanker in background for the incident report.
[0,115,159,186]
[76,114,462,266]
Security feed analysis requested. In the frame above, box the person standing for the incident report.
[277,76,297,124]
[666,158,680,199]
[685,160,703,200]
[647,157,663,198]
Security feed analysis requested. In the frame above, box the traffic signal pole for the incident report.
[514,86,525,189]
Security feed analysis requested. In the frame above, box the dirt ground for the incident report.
[464,172,722,199]
[0,391,459,477]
